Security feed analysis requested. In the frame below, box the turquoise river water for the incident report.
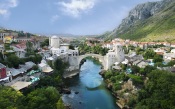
[62,59,120,109]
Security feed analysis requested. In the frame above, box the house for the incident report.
[133,60,142,66]
[163,42,171,47]
[68,49,79,56]
[15,42,27,49]
[129,54,144,63]
[40,52,51,59]
[0,63,9,82]
[14,37,31,42]
[3,36,14,44]
[12,46,26,58]
[171,49,175,54]
[129,41,138,47]
[0,44,4,53]
[19,61,36,72]
[138,42,148,49]
[0,32,10,40]
[121,59,129,65]
[154,48,166,55]
[38,60,53,73]
[103,43,113,50]
[112,66,122,70]
[163,53,175,61]
[11,81,32,91]
[171,43,175,48]
[6,68,23,79]
[137,61,148,68]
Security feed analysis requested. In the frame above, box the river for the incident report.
[62,59,120,109]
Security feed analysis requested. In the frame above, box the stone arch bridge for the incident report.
[77,54,106,69]
[69,54,108,70]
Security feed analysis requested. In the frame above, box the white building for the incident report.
[0,33,10,40]
[60,43,70,52]
[106,44,125,69]
[12,46,26,58]
[0,45,4,53]
[50,48,61,55]
[49,36,60,48]
[68,49,79,56]
[38,60,53,73]
[164,53,175,61]
[113,44,125,62]
[14,37,31,42]
[171,49,175,54]
[48,35,79,64]
[106,51,117,69]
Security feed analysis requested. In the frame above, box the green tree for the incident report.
[69,45,75,50]
[167,60,175,66]
[104,70,113,79]
[136,70,175,109]
[32,65,39,70]
[57,98,65,109]
[131,65,140,74]
[7,54,21,68]
[136,47,144,55]
[123,46,129,54]
[153,55,163,63]
[0,86,24,109]
[25,87,60,109]
[54,58,68,72]
[0,52,4,61]
[143,49,155,59]
[41,39,49,47]
[142,65,156,76]
[26,41,33,55]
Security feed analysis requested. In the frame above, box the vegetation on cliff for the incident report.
[99,0,175,42]
[103,65,175,108]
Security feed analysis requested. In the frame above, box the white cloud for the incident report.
[58,0,96,18]
[0,0,19,18]
[50,15,60,23]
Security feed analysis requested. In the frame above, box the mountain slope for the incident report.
[101,0,175,42]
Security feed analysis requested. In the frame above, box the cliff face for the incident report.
[118,1,163,31]
[100,0,175,42]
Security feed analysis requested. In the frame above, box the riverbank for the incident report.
[63,69,80,78]
[100,70,125,109]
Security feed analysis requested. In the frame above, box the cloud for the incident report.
[0,0,19,18]
[50,15,60,23]
[58,0,96,18]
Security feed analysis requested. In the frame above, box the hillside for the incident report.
[100,0,175,42]
[0,28,35,37]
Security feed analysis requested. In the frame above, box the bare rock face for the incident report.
[103,0,174,38]
[118,0,173,31]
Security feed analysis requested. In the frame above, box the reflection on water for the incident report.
[63,59,119,109]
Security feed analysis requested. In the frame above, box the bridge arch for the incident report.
[77,54,106,69]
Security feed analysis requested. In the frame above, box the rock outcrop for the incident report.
[99,0,175,41]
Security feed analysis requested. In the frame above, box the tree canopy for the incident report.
[0,86,24,109]
[136,70,175,109]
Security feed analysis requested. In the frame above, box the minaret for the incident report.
[49,36,51,47]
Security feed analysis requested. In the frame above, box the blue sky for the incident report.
[0,0,161,35]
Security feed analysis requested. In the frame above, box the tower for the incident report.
[50,35,60,48]
[114,44,125,62]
